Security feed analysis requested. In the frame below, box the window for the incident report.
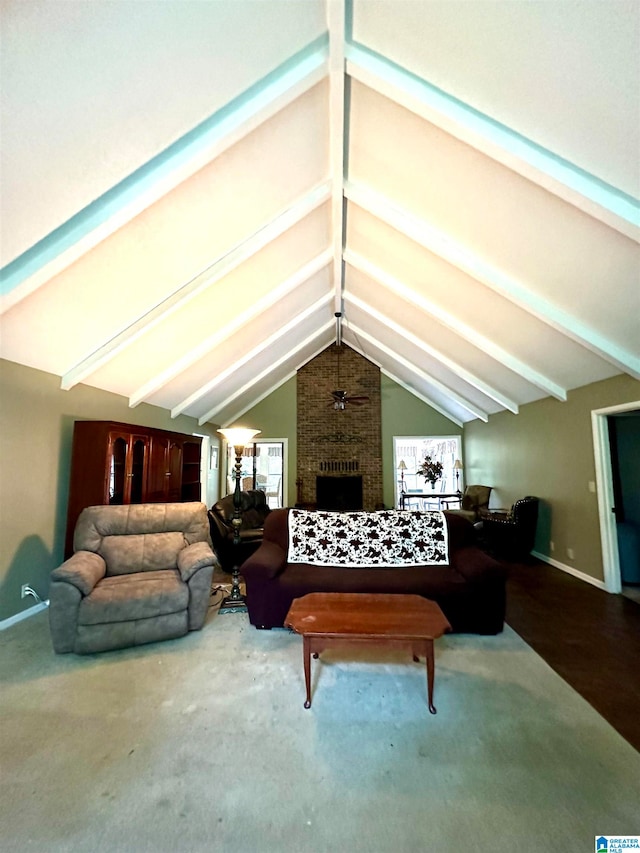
[393,436,462,508]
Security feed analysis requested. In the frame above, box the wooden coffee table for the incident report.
[284,593,452,713]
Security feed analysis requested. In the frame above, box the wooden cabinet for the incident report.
[65,420,202,557]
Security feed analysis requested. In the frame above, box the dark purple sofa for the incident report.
[240,509,507,634]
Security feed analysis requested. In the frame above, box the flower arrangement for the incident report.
[416,455,443,486]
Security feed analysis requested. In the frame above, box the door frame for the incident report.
[591,399,640,593]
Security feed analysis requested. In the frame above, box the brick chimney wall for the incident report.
[296,344,383,510]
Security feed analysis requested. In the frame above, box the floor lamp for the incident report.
[454,459,464,497]
[397,459,407,508]
[217,426,261,609]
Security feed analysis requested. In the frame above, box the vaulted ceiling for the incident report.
[1,1,639,428]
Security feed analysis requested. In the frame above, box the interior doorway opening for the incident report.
[592,400,640,595]
[225,439,287,508]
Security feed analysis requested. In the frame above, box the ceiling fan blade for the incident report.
[345,395,369,403]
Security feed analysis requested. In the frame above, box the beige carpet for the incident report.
[1,602,638,853]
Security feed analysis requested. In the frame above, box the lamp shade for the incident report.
[397,459,408,471]
[217,427,261,449]
[454,459,464,470]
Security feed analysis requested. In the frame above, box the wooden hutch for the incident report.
[64,420,203,557]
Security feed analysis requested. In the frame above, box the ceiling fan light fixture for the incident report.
[326,314,370,410]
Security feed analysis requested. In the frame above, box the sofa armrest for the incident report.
[178,541,218,582]
[240,541,287,580]
[51,551,106,595]
[450,546,506,584]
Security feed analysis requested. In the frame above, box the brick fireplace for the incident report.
[296,344,383,510]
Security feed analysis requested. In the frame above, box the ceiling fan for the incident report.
[328,312,370,411]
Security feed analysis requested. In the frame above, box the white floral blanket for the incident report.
[287,509,449,567]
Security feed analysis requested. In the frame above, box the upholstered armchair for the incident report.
[481,496,540,558]
[443,485,492,524]
[208,489,272,572]
[49,502,218,654]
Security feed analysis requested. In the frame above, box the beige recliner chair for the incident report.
[49,502,218,654]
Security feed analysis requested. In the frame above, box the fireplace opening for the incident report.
[316,475,363,511]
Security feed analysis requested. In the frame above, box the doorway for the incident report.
[225,438,287,508]
[608,411,640,601]
[591,400,640,595]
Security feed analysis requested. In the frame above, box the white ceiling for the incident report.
[1,0,639,428]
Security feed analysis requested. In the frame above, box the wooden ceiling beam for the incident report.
[346,180,640,380]
[60,182,331,391]
[203,322,335,426]
[346,43,640,243]
[129,248,333,408]
[345,248,567,401]
[343,335,465,428]
[328,0,346,315]
[345,322,490,422]
[344,290,519,414]
[1,39,329,314]
[172,293,333,419]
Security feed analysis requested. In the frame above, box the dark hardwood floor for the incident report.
[504,555,640,753]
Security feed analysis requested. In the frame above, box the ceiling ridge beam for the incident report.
[172,292,334,419]
[328,0,346,313]
[129,248,333,408]
[346,43,639,243]
[345,248,567,401]
[345,322,489,422]
[344,291,518,413]
[60,181,331,391]
[0,36,330,314]
[346,181,640,380]
[202,321,335,424]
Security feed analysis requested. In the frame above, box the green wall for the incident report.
[0,359,219,623]
[463,374,640,583]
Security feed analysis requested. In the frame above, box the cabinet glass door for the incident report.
[109,437,127,504]
[130,437,147,503]
[167,441,183,501]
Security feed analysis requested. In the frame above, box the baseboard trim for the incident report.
[0,600,49,631]
[531,551,608,592]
